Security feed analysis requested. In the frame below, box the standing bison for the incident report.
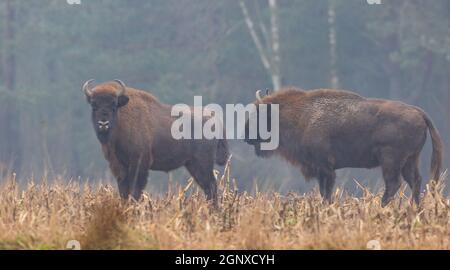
[245,87,443,206]
[81,79,229,204]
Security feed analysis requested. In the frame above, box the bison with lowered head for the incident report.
[82,79,229,204]
[245,87,443,206]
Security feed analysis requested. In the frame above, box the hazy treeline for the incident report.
[0,0,449,194]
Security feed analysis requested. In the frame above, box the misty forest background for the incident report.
[0,0,450,195]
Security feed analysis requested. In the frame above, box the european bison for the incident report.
[81,79,229,204]
[245,87,443,206]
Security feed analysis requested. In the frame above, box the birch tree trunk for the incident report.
[4,0,16,91]
[239,1,271,71]
[328,0,339,89]
[268,0,281,91]
[239,0,282,91]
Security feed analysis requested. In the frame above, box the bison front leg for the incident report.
[118,178,131,199]
[107,157,129,199]
[318,170,336,203]
[103,146,130,199]
[131,169,149,200]
[124,162,150,201]
[117,153,151,201]
[131,156,152,200]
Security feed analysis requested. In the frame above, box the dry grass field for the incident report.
[0,162,449,250]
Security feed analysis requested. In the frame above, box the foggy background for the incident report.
[0,0,449,195]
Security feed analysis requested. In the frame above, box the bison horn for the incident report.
[113,79,127,96]
[82,79,95,97]
[256,90,263,103]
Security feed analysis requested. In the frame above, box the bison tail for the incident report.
[215,139,230,166]
[423,112,443,181]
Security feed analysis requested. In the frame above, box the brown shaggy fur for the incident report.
[83,81,229,204]
[246,87,443,206]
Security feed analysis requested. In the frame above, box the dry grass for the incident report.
[0,163,449,250]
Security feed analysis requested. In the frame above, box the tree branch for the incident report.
[239,0,272,72]
[268,0,281,90]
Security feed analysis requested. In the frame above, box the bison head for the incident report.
[82,79,129,144]
[244,90,276,158]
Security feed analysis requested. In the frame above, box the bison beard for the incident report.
[82,80,229,205]
[246,87,443,207]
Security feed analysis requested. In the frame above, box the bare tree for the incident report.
[239,0,282,91]
[328,0,339,89]
[4,0,16,91]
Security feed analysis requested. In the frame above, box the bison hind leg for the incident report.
[380,148,406,207]
[185,160,218,207]
[401,154,422,205]
[381,171,402,207]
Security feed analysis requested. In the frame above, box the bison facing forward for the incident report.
[82,80,229,204]
[245,87,443,206]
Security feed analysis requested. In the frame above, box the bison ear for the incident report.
[118,95,129,107]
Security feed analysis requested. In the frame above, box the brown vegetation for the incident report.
[0,163,449,250]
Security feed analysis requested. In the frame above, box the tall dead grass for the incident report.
[0,164,449,250]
